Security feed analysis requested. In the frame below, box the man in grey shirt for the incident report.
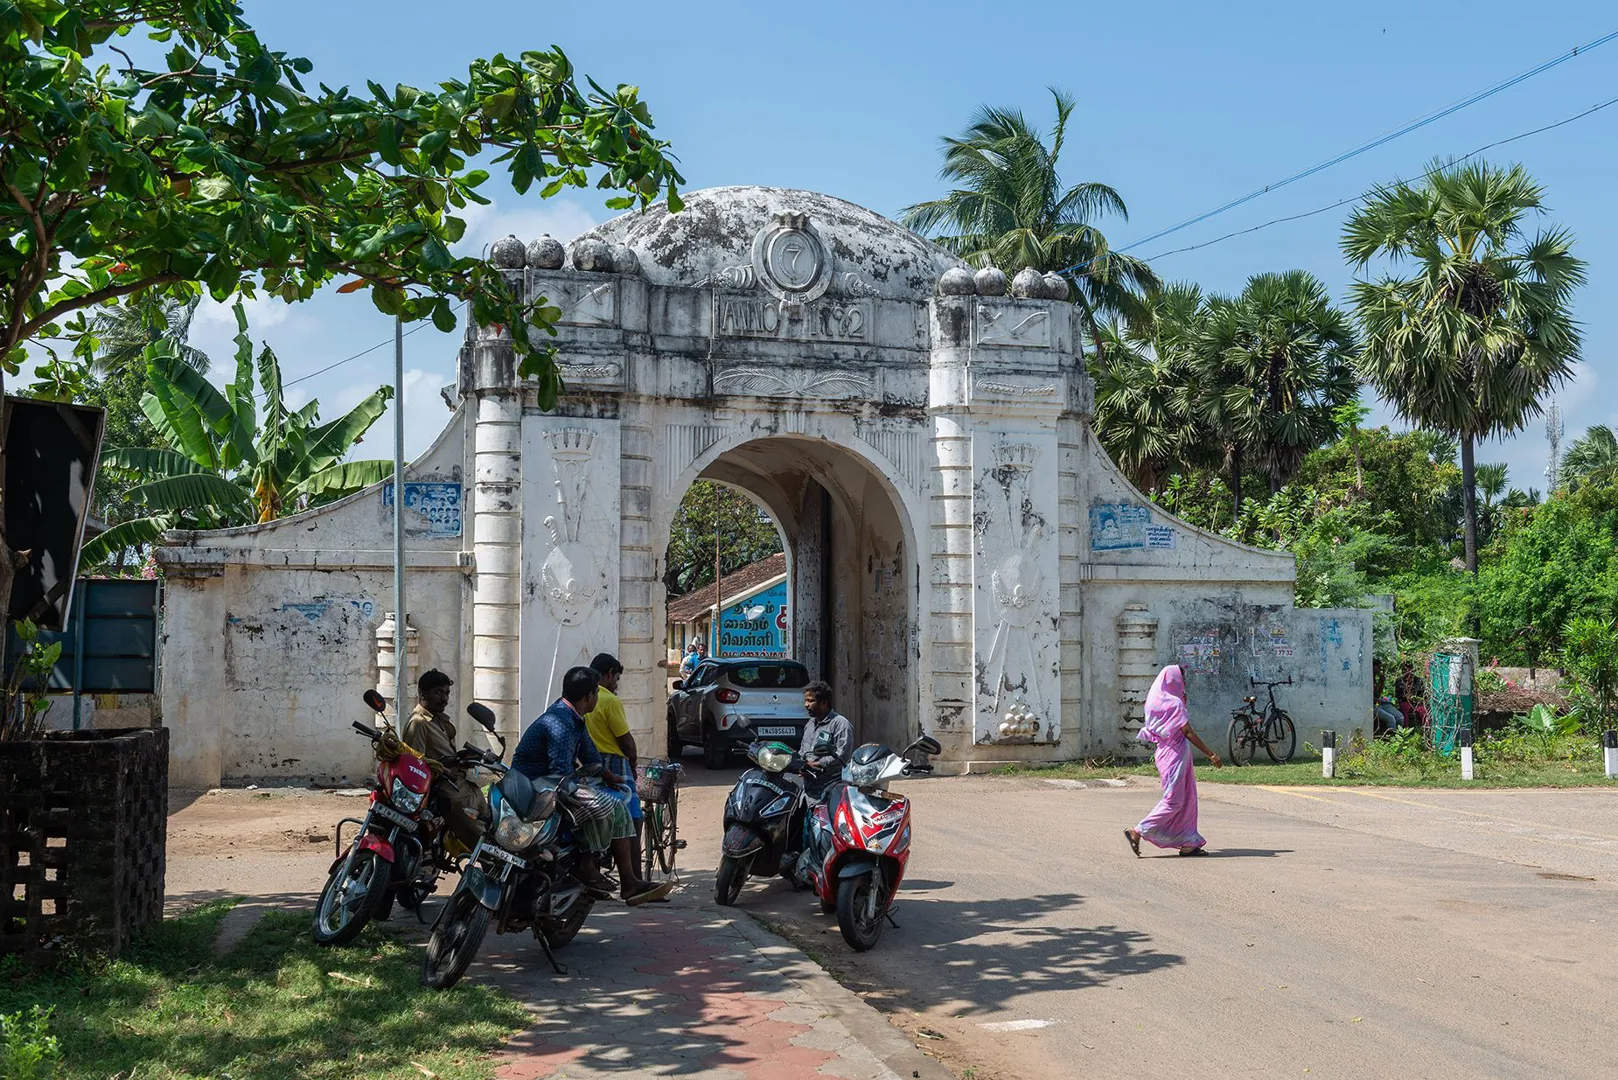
[799,679,852,792]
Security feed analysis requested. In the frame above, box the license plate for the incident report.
[756,726,797,737]
[481,843,527,870]
[371,804,417,831]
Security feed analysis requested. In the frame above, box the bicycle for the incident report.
[1227,677,1297,765]
[638,757,686,879]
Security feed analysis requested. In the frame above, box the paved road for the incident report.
[672,765,1618,1080]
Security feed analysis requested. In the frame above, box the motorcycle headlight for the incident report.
[390,777,424,814]
[494,803,542,853]
[842,760,881,787]
[756,746,793,773]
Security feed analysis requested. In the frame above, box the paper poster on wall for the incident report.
[1173,631,1221,675]
[384,480,464,538]
[1089,502,1150,550]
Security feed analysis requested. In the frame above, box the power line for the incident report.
[1141,92,1618,263]
[1057,26,1618,277]
[282,300,466,388]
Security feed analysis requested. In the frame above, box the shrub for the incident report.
[0,1007,60,1080]
[1561,616,1618,730]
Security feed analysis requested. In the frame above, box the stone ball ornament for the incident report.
[610,244,641,276]
[974,266,1007,296]
[1042,272,1070,300]
[997,701,1041,739]
[526,235,565,270]
[937,266,977,296]
[489,233,526,269]
[570,237,614,272]
[1011,267,1045,298]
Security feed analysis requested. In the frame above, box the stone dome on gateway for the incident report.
[569,186,966,301]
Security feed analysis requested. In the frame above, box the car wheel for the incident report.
[666,710,682,758]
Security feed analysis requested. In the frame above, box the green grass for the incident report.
[0,901,528,1080]
[1000,730,1618,789]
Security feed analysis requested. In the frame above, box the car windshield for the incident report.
[726,663,809,689]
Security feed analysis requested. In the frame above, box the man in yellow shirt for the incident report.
[587,653,643,870]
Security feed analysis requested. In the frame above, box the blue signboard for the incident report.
[1089,502,1151,551]
[716,580,789,658]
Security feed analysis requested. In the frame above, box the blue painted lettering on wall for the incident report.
[384,481,463,538]
[718,580,789,658]
[1089,502,1151,551]
[1145,524,1176,550]
[280,597,376,622]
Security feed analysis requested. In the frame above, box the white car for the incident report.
[667,659,812,767]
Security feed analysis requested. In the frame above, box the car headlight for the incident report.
[390,777,424,814]
[757,746,793,773]
[494,803,542,853]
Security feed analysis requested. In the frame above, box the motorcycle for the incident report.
[420,704,610,989]
[313,690,494,946]
[715,740,810,906]
[800,734,941,952]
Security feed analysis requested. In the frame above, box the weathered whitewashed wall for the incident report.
[154,185,1371,785]
[158,410,472,788]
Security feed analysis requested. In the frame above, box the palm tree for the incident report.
[1091,283,1206,490]
[1343,160,1585,573]
[1562,424,1618,490]
[89,292,210,373]
[899,88,1160,359]
[1475,462,1509,544]
[1332,397,1371,491]
[82,306,395,565]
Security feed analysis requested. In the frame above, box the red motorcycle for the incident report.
[800,734,939,951]
[312,690,438,946]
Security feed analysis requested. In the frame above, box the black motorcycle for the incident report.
[420,705,610,989]
[715,740,813,906]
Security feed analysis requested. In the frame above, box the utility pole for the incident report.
[1545,400,1563,493]
[391,297,407,717]
[711,484,723,658]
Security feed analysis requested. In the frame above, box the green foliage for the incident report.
[1386,562,1476,652]
[1560,616,1618,730]
[1562,424,1618,492]
[81,307,394,566]
[0,1006,59,1080]
[1475,481,1618,662]
[0,902,526,1080]
[1519,702,1579,737]
[0,1,682,411]
[663,482,783,596]
[899,88,1160,350]
[1,618,62,742]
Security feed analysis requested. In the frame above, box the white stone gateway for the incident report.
[158,187,1372,787]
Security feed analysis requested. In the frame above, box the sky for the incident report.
[100,2,1618,490]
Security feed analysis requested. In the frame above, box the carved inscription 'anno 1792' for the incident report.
[713,293,870,343]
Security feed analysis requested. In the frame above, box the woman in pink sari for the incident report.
[1125,664,1222,857]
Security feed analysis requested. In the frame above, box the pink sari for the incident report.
[1134,665,1205,850]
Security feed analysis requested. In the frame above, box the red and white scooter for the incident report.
[801,734,940,951]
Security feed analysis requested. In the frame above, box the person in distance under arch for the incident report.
[1124,664,1222,857]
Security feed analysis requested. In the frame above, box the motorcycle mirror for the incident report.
[466,702,498,731]
[671,680,685,691]
[912,735,942,757]
[363,689,387,714]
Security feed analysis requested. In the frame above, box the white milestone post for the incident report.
[1321,730,1336,779]
[1459,728,1475,781]
[1604,730,1617,779]
[391,309,407,720]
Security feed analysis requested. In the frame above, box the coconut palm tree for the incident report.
[1343,160,1585,573]
[89,292,210,373]
[1475,462,1509,544]
[1562,424,1618,491]
[82,306,395,565]
[899,89,1160,359]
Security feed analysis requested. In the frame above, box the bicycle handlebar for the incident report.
[1248,677,1294,688]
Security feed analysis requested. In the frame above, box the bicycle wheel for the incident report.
[1227,716,1257,766]
[1265,712,1297,763]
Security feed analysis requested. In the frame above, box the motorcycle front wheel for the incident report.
[420,889,490,990]
[715,854,748,906]
[312,849,387,946]
[836,875,885,952]
[542,895,594,949]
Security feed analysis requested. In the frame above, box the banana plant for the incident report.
[83,306,394,566]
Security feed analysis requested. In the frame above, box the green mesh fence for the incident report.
[1428,651,1473,755]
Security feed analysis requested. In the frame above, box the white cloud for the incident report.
[331,365,457,464]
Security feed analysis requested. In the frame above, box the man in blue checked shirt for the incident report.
[512,666,670,906]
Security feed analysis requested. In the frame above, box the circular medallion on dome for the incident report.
[751,213,833,300]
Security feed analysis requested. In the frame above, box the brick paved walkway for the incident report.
[474,889,935,1080]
